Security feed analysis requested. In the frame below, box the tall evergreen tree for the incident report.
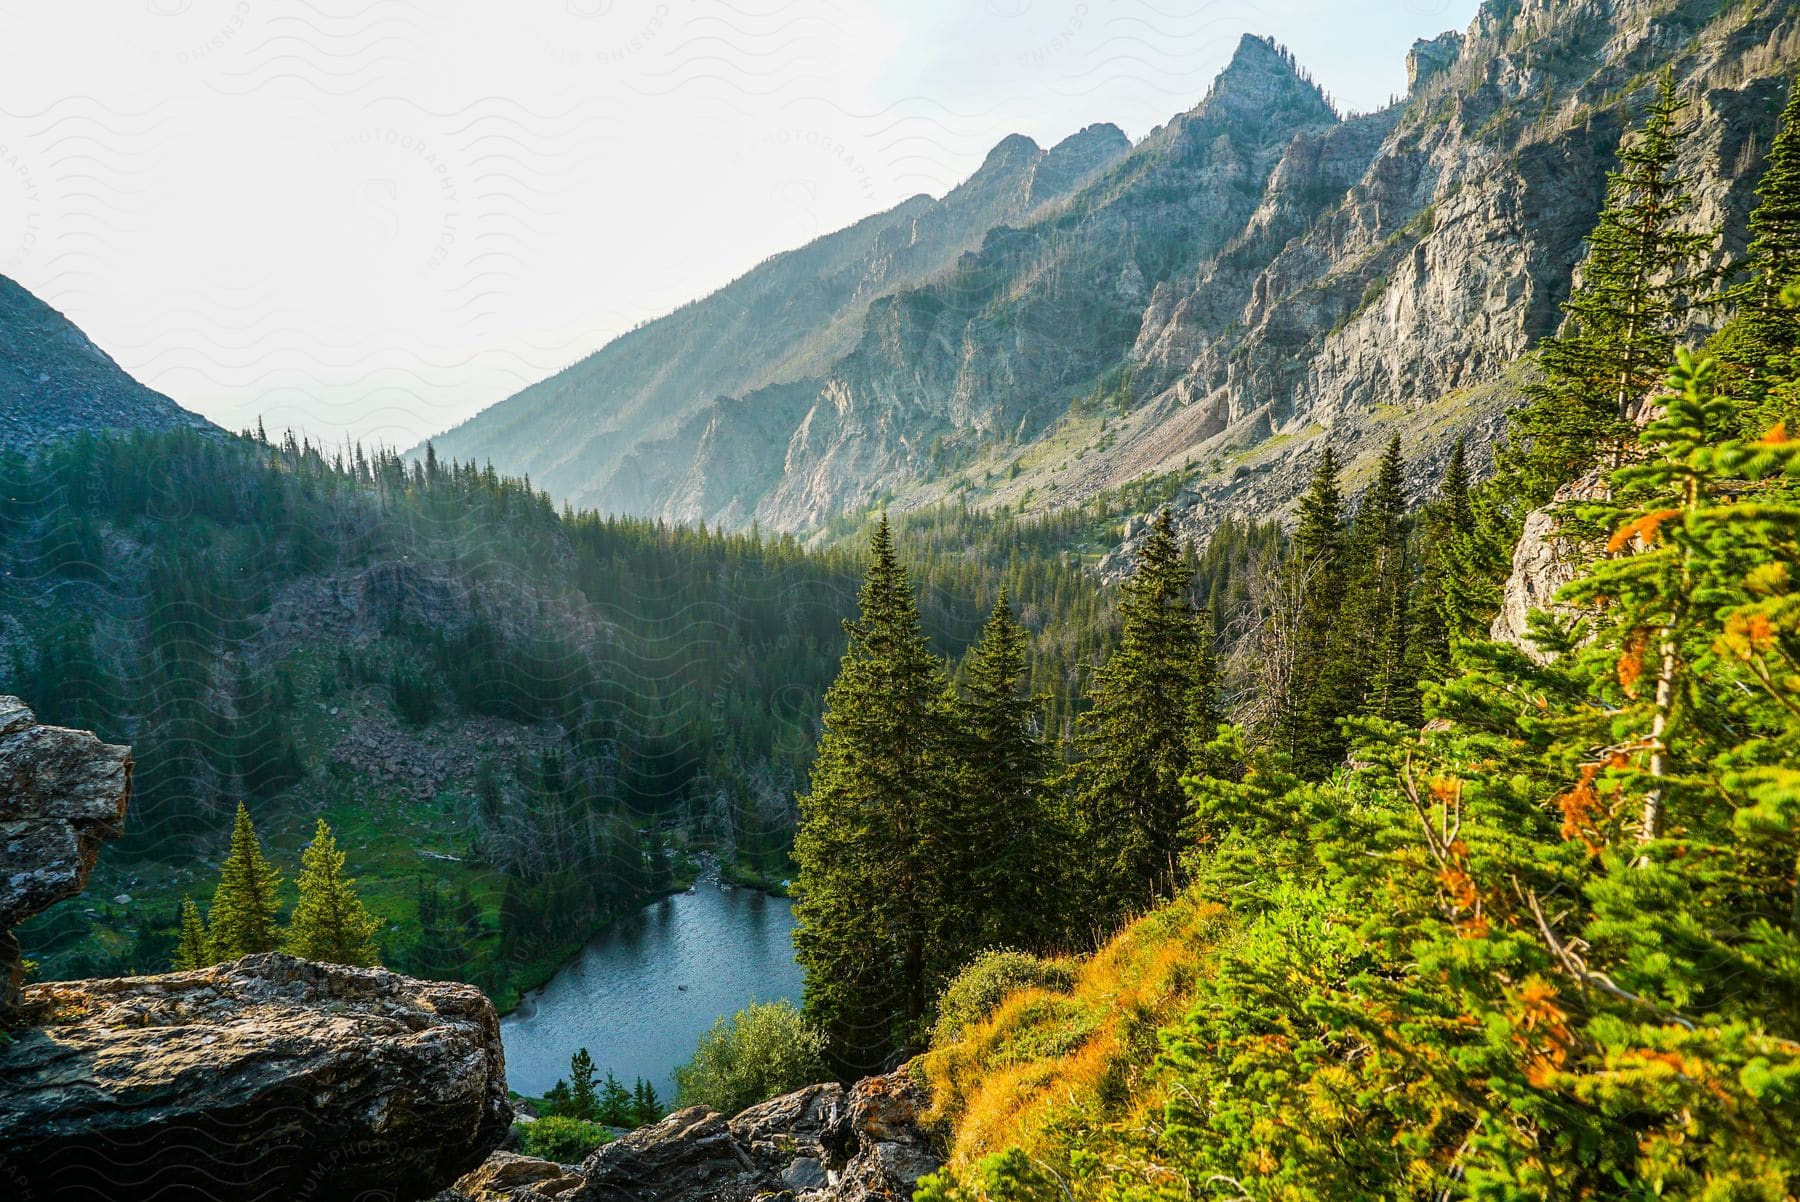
[1415,438,1483,677]
[206,802,283,961]
[1342,437,1418,725]
[1280,449,1353,773]
[947,590,1055,955]
[1070,510,1216,930]
[1438,437,1473,536]
[793,515,951,1072]
[568,1048,600,1121]
[172,898,209,971]
[1507,71,1717,498]
[284,817,382,966]
[1718,77,1800,431]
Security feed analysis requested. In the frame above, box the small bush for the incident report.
[674,1000,828,1115]
[519,1115,611,1163]
[932,951,1075,1046]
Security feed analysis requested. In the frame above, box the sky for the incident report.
[0,0,1481,450]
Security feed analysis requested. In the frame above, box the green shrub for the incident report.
[673,1000,828,1115]
[518,1115,611,1163]
[932,950,1075,1046]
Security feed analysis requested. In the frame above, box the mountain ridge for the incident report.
[0,275,217,453]
[418,120,1132,511]
[420,1,1798,553]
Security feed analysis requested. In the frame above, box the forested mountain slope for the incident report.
[0,429,1127,1004]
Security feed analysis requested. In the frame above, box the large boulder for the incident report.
[0,695,131,1013]
[0,952,512,1201]
[822,1067,942,1202]
[1489,470,1610,662]
[574,1067,938,1201]
[581,1106,761,1201]
[730,1081,846,1193]
[434,1151,587,1200]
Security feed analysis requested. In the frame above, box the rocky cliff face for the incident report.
[420,124,1130,517]
[751,34,1340,532]
[419,0,1798,551]
[0,695,131,1013]
[1109,0,1792,554]
[0,274,216,452]
[1489,468,1612,660]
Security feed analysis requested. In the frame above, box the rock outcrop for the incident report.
[0,953,512,1202]
[435,1151,587,1200]
[0,695,131,1014]
[1490,469,1611,661]
[569,1067,939,1202]
[822,1067,943,1202]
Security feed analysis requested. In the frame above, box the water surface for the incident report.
[500,872,801,1106]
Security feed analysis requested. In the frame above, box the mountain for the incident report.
[423,0,1798,543]
[0,274,216,451]
[419,124,1131,516]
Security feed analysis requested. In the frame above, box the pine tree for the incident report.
[283,817,381,966]
[207,802,283,961]
[631,1077,662,1124]
[793,515,952,1072]
[1718,77,1800,431]
[1342,437,1418,725]
[1415,438,1483,677]
[172,898,209,971]
[1745,81,1800,315]
[1279,449,1352,773]
[599,1071,633,1126]
[568,1048,600,1121]
[1439,437,1473,536]
[1070,510,1216,929]
[1507,71,1717,498]
[947,590,1055,955]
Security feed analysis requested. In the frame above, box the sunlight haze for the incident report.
[0,0,1479,449]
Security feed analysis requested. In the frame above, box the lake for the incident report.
[499,869,802,1107]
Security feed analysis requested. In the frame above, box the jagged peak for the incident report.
[1200,32,1337,121]
[1229,32,1290,71]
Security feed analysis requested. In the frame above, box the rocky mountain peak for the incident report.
[979,131,1043,171]
[1407,30,1464,93]
[1029,123,1132,205]
[1200,33,1334,123]
[1044,122,1130,174]
[422,0,1798,545]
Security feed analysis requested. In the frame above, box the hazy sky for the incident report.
[0,0,1479,449]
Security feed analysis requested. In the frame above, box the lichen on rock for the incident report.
[0,952,512,1201]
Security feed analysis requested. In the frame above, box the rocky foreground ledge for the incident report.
[436,1066,942,1202]
[0,953,512,1201]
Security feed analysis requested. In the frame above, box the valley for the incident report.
[3,1,1800,1198]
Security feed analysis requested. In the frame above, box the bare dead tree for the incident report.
[1222,544,1316,743]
